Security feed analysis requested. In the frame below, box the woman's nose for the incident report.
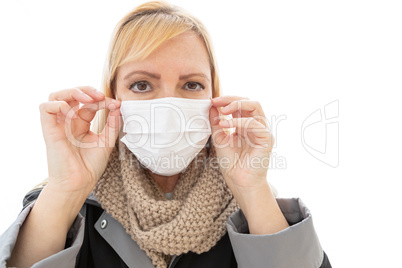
[161,92,176,98]
[159,88,183,98]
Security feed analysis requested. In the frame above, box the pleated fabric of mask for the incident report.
[120,97,212,176]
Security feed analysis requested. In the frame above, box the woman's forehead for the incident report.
[117,32,211,79]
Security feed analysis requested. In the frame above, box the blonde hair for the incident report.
[93,0,220,134]
[31,0,221,192]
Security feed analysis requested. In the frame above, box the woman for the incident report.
[0,1,331,267]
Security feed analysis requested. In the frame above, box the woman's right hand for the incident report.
[39,86,122,196]
[7,86,121,267]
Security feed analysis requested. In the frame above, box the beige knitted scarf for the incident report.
[93,139,240,268]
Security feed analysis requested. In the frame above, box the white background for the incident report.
[1,0,401,267]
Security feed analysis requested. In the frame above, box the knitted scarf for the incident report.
[93,139,240,268]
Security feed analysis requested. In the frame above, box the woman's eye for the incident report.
[184,82,205,91]
[129,81,151,92]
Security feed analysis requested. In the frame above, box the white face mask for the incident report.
[120,97,212,176]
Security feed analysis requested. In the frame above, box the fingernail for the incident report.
[221,105,229,111]
[212,96,222,101]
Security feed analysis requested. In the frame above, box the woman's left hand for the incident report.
[209,95,274,193]
[209,96,289,235]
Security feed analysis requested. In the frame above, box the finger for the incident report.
[220,100,264,116]
[211,96,254,126]
[39,101,76,129]
[66,100,80,114]
[78,97,121,124]
[219,118,267,135]
[99,107,123,151]
[219,100,267,127]
[219,118,272,147]
[48,87,103,104]
[65,87,104,116]
[66,87,105,111]
[211,96,249,107]
[65,87,104,108]
[76,86,105,101]
[67,98,121,139]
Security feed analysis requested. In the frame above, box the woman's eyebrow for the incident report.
[179,73,210,82]
[123,71,210,82]
[124,70,161,80]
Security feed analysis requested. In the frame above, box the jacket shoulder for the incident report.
[22,188,43,210]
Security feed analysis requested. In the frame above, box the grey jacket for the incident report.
[0,192,327,268]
